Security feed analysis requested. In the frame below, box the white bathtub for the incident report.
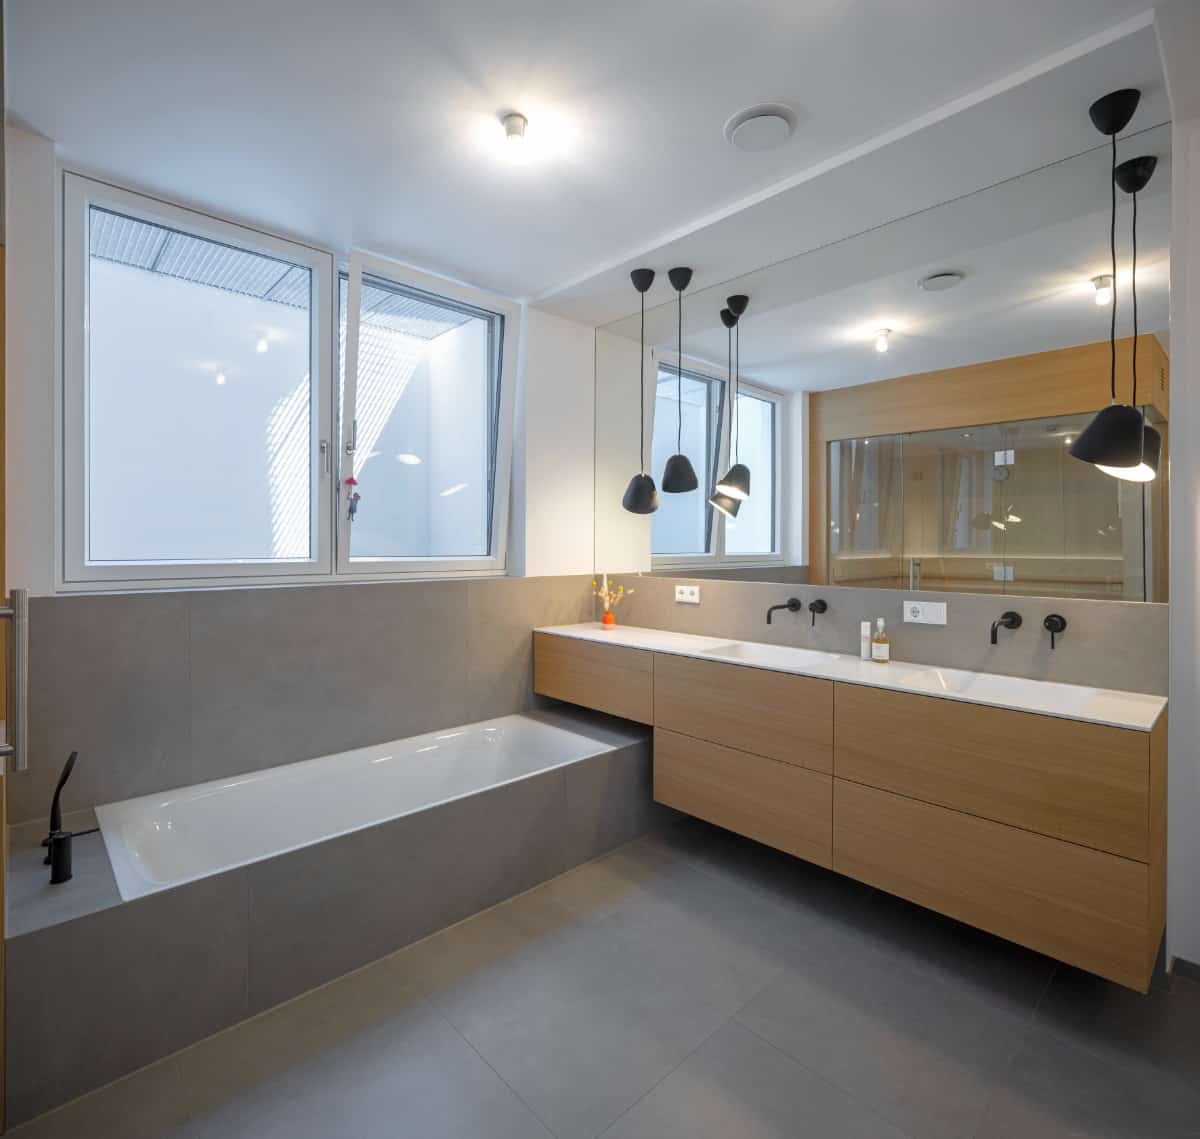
[97,713,617,901]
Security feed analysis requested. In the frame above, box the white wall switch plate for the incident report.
[1005,565,1016,582]
[994,448,1015,466]
[902,599,947,625]
[674,584,700,605]
[992,564,1006,582]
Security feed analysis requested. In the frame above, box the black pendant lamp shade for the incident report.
[622,268,660,515]
[1070,88,1159,480]
[714,294,751,500]
[1070,403,1145,467]
[662,267,699,493]
[709,491,742,520]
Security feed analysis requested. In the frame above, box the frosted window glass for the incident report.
[86,207,313,564]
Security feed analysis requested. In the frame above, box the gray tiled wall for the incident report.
[615,575,1169,695]
[10,576,593,824]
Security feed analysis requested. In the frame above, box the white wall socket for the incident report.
[902,599,947,625]
[992,564,1015,582]
[674,584,701,605]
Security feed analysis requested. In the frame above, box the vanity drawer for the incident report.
[833,779,1152,991]
[654,653,833,772]
[834,683,1149,860]
[533,633,653,724]
[655,729,832,867]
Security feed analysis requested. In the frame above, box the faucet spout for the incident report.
[766,598,803,624]
[990,610,1023,645]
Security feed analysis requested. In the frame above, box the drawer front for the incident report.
[654,653,833,772]
[654,728,832,867]
[533,634,653,724]
[834,683,1149,860]
[833,779,1152,991]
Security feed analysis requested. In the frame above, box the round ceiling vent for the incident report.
[724,104,796,152]
[918,271,965,292]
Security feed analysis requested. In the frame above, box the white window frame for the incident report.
[337,250,520,578]
[60,172,335,590]
[651,374,785,572]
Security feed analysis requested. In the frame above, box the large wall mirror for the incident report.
[594,98,1171,602]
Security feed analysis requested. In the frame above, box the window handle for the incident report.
[320,439,330,475]
[345,418,358,455]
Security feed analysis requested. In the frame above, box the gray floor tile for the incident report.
[1033,965,1200,1107]
[406,881,730,1139]
[736,921,1035,1139]
[602,1020,913,1139]
[976,1024,1200,1139]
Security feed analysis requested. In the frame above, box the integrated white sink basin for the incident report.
[702,642,837,669]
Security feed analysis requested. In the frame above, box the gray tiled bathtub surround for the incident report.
[9,575,593,824]
[614,574,1169,695]
[5,720,669,1127]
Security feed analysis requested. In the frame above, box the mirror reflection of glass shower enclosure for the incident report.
[827,411,1164,601]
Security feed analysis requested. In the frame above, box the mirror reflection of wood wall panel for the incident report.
[811,336,1169,601]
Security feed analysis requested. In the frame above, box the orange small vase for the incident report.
[602,610,616,627]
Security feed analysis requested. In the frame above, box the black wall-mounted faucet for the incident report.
[808,599,828,627]
[1043,614,1068,650]
[766,598,803,624]
[41,752,97,886]
[990,611,1022,645]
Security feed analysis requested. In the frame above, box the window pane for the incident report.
[651,368,723,556]
[86,206,313,563]
[725,393,776,555]
[341,274,501,559]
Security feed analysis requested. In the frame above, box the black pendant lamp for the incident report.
[661,267,699,493]
[708,307,742,520]
[1098,154,1160,480]
[715,294,751,500]
[1070,89,1155,476]
[622,268,660,514]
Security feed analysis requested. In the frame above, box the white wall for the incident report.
[4,126,56,596]
[783,392,808,566]
[1159,0,1200,968]
[508,307,596,577]
[594,328,652,574]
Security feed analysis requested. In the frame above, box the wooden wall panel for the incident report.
[808,335,1170,584]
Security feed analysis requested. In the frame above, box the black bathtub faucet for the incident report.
[42,751,97,886]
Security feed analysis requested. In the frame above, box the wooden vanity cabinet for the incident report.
[532,633,653,723]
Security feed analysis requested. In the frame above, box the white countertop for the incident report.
[534,623,1166,733]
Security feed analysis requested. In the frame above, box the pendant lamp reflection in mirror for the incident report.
[1070,87,1158,479]
[1097,153,1160,481]
[661,267,700,493]
[715,294,751,500]
[622,268,660,514]
[708,307,742,520]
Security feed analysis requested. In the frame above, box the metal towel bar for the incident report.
[0,589,30,771]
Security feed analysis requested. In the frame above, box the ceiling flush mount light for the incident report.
[723,103,796,152]
[662,267,700,493]
[622,268,660,515]
[501,112,527,144]
[918,271,964,292]
[1071,88,1158,480]
[1091,274,1114,307]
[874,328,891,354]
[715,295,751,501]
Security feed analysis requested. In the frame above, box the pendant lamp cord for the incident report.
[1132,187,1143,443]
[727,323,734,469]
[639,288,646,473]
[1109,132,1117,404]
[676,290,683,455]
[734,322,740,462]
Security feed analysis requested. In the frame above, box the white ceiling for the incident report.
[6,0,1160,300]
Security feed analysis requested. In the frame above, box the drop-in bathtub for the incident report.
[97,712,639,901]
[14,708,663,1125]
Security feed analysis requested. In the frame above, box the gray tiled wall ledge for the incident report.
[5,721,674,1126]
